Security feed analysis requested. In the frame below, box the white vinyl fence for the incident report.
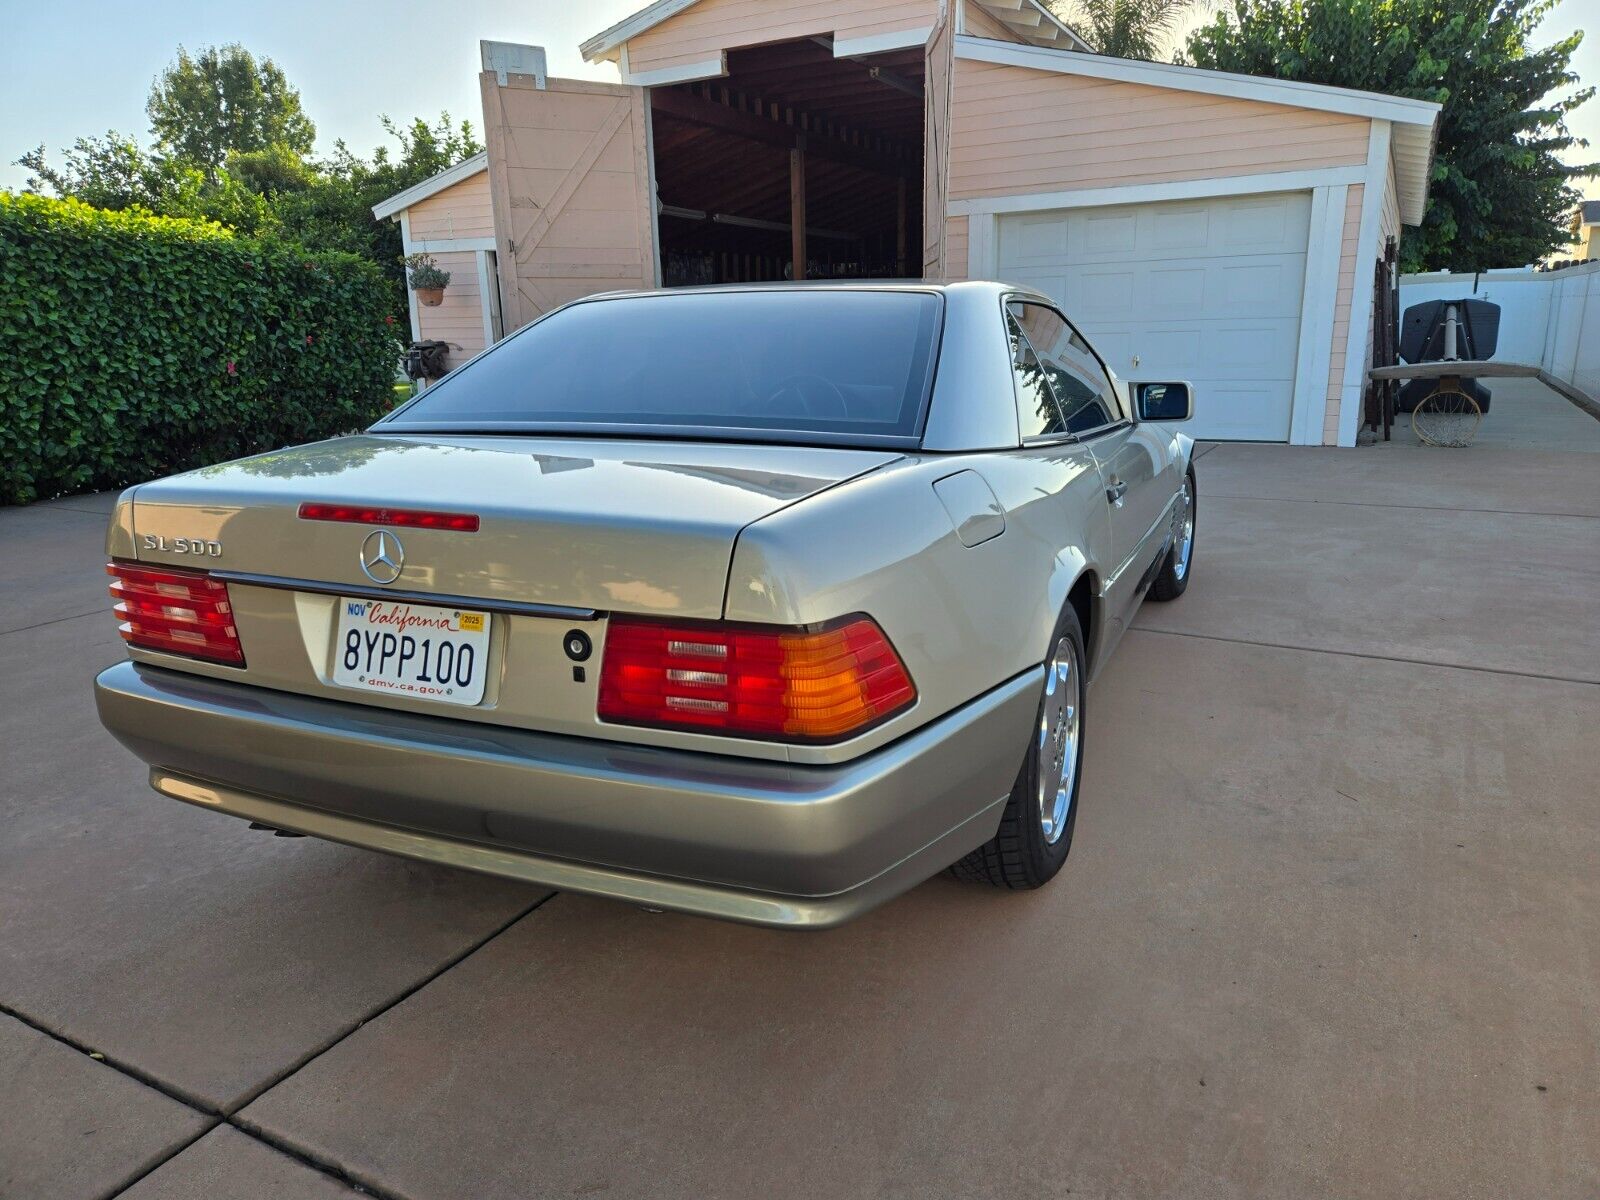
[1401,260,1600,401]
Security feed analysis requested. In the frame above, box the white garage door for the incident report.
[997,193,1311,441]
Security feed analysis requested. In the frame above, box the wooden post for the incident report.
[896,177,908,276]
[790,136,807,281]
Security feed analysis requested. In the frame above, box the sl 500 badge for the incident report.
[142,534,222,557]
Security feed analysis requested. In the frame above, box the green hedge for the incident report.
[0,193,401,505]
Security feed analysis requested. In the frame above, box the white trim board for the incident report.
[583,0,700,62]
[584,0,1082,63]
[372,152,488,221]
[1336,119,1392,447]
[952,37,1440,125]
[832,27,932,57]
[475,250,497,348]
[618,54,726,87]
[406,236,497,254]
[948,165,1367,216]
[398,212,422,347]
[1290,184,1347,445]
[966,211,997,278]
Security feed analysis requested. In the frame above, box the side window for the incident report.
[1006,311,1067,439]
[1008,301,1121,435]
[1042,359,1115,436]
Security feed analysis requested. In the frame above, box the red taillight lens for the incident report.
[107,561,246,666]
[297,502,479,532]
[597,615,916,742]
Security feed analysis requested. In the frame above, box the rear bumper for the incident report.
[94,662,1040,928]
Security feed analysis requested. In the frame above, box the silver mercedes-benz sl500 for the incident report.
[94,281,1197,928]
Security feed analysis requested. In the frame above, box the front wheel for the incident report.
[949,605,1086,890]
[1149,467,1196,602]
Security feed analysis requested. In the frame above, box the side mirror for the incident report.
[1134,382,1193,422]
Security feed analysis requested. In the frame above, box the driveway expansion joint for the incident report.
[1204,490,1600,520]
[4,889,551,1200]
[0,606,111,639]
[1128,625,1600,688]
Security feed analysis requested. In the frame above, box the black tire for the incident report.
[949,604,1087,890]
[1149,466,1196,602]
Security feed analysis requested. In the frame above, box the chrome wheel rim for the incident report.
[1037,634,1081,844]
[1173,477,1194,581]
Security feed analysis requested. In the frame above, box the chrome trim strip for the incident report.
[210,571,600,621]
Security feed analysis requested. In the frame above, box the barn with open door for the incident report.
[382,1,1440,445]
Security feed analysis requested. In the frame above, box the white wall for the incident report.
[1400,261,1600,400]
[1399,268,1555,364]
[1545,263,1600,401]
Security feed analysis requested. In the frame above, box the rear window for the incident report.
[381,289,943,444]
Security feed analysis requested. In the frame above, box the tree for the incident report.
[18,132,167,212]
[272,115,483,314]
[17,132,274,236]
[1051,0,1205,60]
[147,44,315,174]
[1183,0,1597,271]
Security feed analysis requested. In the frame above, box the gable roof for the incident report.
[955,37,1442,224]
[1580,200,1600,226]
[370,152,488,222]
[580,0,1090,63]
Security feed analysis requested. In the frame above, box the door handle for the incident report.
[1106,479,1128,506]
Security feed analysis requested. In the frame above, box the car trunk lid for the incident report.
[128,434,901,618]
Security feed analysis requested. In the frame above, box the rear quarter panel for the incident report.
[725,445,1112,760]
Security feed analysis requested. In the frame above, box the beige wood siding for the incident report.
[949,60,1371,199]
[626,0,939,73]
[1323,184,1363,444]
[406,171,494,241]
[945,215,969,279]
[415,251,486,364]
[961,2,1027,42]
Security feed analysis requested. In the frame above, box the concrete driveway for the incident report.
[4,386,1598,1199]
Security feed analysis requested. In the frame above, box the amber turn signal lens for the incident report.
[597,615,916,742]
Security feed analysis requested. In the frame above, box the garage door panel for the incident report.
[1150,207,1210,251]
[1213,261,1303,314]
[1143,265,1207,311]
[1223,202,1283,249]
[1176,380,1294,440]
[998,192,1311,441]
[1076,212,1138,257]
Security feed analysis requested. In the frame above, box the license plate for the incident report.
[332,598,491,706]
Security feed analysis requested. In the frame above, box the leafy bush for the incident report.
[0,192,401,504]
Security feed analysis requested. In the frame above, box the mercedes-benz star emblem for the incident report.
[359,529,405,585]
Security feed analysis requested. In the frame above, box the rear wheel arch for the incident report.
[1045,547,1101,675]
[1067,570,1099,677]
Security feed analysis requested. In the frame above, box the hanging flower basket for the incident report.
[403,253,450,308]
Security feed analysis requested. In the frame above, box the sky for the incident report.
[2,0,1596,195]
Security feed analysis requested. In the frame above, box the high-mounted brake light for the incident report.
[297,502,479,532]
[598,615,916,742]
[107,561,246,666]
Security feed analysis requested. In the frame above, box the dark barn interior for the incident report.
[649,37,926,285]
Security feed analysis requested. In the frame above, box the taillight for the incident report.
[598,615,916,742]
[107,561,246,666]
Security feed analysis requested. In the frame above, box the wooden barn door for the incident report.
[922,12,955,279]
[480,72,659,332]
